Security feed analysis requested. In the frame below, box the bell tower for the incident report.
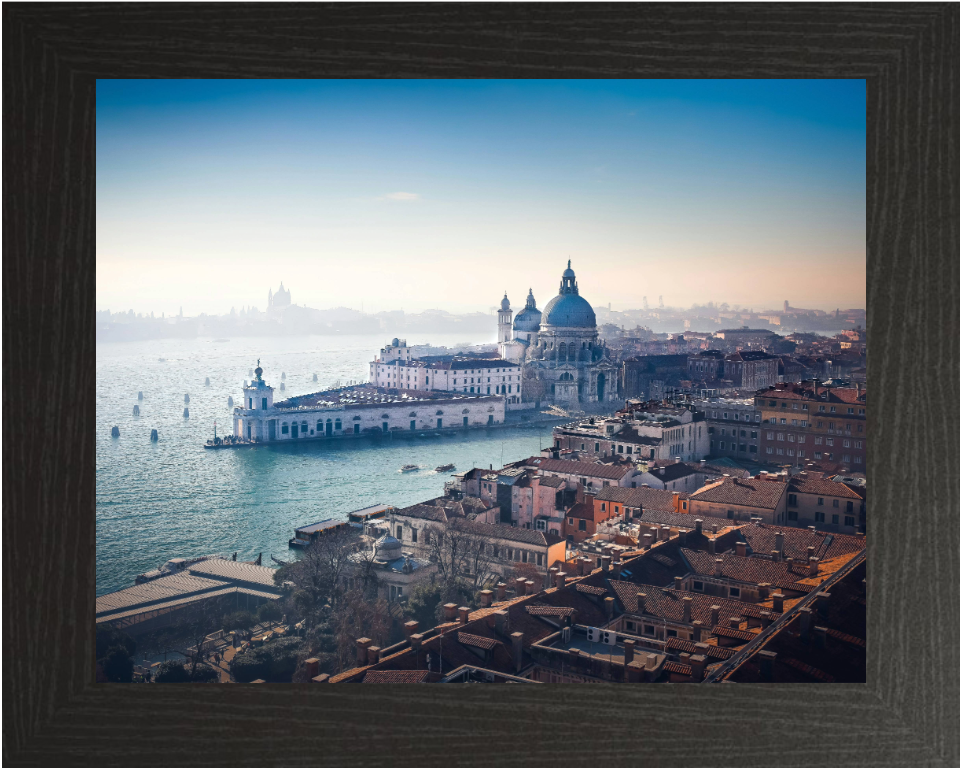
[498,293,513,344]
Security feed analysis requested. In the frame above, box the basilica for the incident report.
[498,261,619,406]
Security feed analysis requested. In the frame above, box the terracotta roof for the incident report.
[689,476,787,510]
[710,625,755,641]
[779,656,836,683]
[788,473,863,499]
[682,548,812,589]
[457,632,500,650]
[537,475,565,488]
[575,583,608,596]
[361,670,431,683]
[633,509,731,530]
[643,463,702,482]
[525,605,575,618]
[453,518,565,547]
[528,457,633,480]
[665,637,735,660]
[595,485,687,512]
[738,524,865,562]
[608,580,781,628]
[566,502,597,521]
[663,661,692,675]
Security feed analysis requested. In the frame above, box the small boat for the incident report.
[158,358,167,362]
[435,464,456,472]
[400,464,419,473]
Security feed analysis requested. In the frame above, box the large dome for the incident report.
[542,293,596,328]
[541,261,596,328]
[513,288,541,332]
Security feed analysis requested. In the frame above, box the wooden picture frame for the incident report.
[4,3,957,765]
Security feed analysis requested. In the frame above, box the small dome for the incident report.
[500,293,511,311]
[562,259,575,278]
[514,306,542,332]
[375,535,402,559]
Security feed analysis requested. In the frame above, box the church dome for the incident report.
[500,293,511,311]
[542,293,596,328]
[541,262,596,328]
[513,289,541,332]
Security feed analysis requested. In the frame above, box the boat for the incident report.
[435,463,456,472]
[158,358,167,362]
[400,464,419,473]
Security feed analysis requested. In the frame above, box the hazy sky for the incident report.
[97,80,866,316]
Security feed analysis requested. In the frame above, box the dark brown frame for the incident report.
[4,3,958,766]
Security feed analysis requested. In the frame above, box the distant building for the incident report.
[267,282,291,311]
[715,327,778,346]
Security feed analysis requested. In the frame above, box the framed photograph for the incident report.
[4,3,957,766]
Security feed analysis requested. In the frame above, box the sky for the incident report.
[97,79,866,316]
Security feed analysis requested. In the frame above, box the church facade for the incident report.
[498,262,619,407]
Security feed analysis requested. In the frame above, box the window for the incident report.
[815,451,822,459]
[719,442,725,450]
[766,431,774,440]
[568,518,574,525]
[537,553,543,566]
[815,437,823,445]
[855,441,863,449]
[644,625,655,636]
[729,587,741,599]
[788,510,798,521]
[692,580,703,591]
[281,423,289,434]
[832,514,840,525]
[777,448,784,455]
[626,621,636,632]
[843,439,851,448]
[815,511,825,523]
[833,499,840,508]
[666,629,678,638]
[801,420,808,427]
[522,550,528,563]
[845,516,855,527]
[412,528,418,543]
[749,445,758,453]
[766,447,774,455]
[847,501,854,512]
[751,431,757,439]
[727,510,735,519]
[798,450,805,457]
[826,438,834,446]
[578,519,586,531]
[817,497,824,506]
[396,525,403,539]
[830,406,836,413]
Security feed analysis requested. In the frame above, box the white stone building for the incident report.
[232,364,506,442]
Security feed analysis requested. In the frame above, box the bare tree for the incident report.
[280,529,362,625]
[425,519,498,597]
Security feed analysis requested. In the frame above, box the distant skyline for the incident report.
[97,80,866,316]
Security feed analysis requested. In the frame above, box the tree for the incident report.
[425,519,498,598]
[256,601,283,624]
[100,645,134,683]
[278,529,361,627]
[96,626,136,660]
[223,610,256,633]
[154,660,190,683]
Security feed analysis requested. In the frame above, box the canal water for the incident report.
[96,334,558,595]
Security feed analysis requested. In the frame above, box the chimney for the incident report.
[758,583,771,599]
[367,645,382,665]
[458,606,470,625]
[480,589,493,608]
[689,654,707,682]
[410,633,424,651]
[714,558,724,577]
[798,607,814,639]
[577,558,586,576]
[556,572,567,589]
[760,611,772,629]
[525,579,537,595]
[611,561,622,578]
[636,593,647,615]
[817,591,831,618]
[771,549,781,563]
[710,605,720,626]
[403,620,419,640]
[692,621,703,642]
[758,649,777,681]
[695,519,703,534]
[808,557,819,577]
[516,580,527,597]
[785,557,794,571]
[807,545,816,561]
[707,538,716,555]
[304,658,320,678]
[771,593,784,612]
[735,541,747,557]
[604,596,615,619]
[645,653,658,670]
[729,616,741,629]
[674,576,684,591]
[596,556,604,571]
[659,467,665,475]
[496,582,507,601]
[511,632,524,674]
[623,638,636,666]
[312,673,330,683]
[775,531,784,552]
[443,603,458,621]
[494,610,510,636]
[682,596,693,624]
[356,637,372,666]
[700,459,706,467]
[549,566,559,585]
[814,626,828,649]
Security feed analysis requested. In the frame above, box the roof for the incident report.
[542,293,596,328]
[682,548,814,590]
[608,580,781,627]
[529,457,633,481]
[633,508,732,531]
[185,558,280,590]
[96,573,231,617]
[537,475,565,488]
[738,524,865,562]
[565,502,596,521]
[295,518,350,535]
[788,473,863,499]
[689,477,787,511]
[595,485,687,512]
[642,463,701,483]
[457,632,500,650]
[453,518,565,548]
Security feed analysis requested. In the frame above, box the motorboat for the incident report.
[435,464,456,472]
[400,464,419,473]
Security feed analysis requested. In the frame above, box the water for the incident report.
[96,334,557,595]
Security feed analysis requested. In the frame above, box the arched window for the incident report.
[281,421,289,434]
[317,420,323,431]
[408,411,417,417]
[435,410,443,416]
[301,421,308,432]
[462,408,470,414]
[353,415,361,421]
[334,419,341,430]
[558,342,566,361]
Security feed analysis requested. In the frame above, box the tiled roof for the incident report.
[528,457,633,480]
[537,476,565,488]
[665,638,736,660]
[779,656,836,683]
[96,574,228,616]
[566,502,596,521]
[689,476,787,510]
[362,670,431,683]
[394,503,455,523]
[682,548,811,589]
[644,463,701,482]
[738,524,865,562]
[633,509,731,530]
[595,485,687,512]
[575,583,608,596]
[454,518,565,547]
[608,580,781,628]
[663,661,692,675]
[525,605,575,618]
[457,632,500,650]
[788,473,863,499]
[710,625,755,641]
[186,558,280,589]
